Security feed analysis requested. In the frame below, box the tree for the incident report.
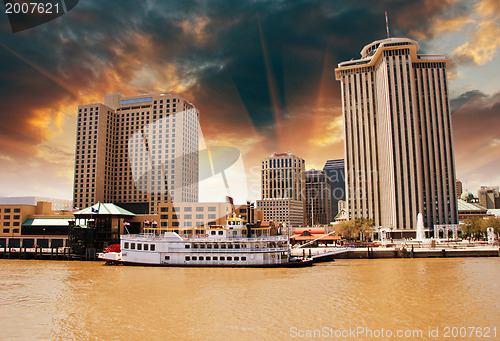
[462,217,487,238]
[334,218,374,241]
[353,218,374,241]
[334,221,357,241]
[484,217,500,235]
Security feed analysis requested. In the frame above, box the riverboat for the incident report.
[98,215,313,267]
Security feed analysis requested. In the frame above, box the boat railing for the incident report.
[171,247,288,253]
[122,234,289,243]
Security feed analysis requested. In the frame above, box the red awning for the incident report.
[290,235,341,241]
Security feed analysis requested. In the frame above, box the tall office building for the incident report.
[305,169,332,225]
[334,37,458,234]
[73,93,199,214]
[256,152,305,227]
[323,159,346,219]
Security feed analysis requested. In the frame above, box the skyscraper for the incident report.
[335,37,458,235]
[323,159,345,219]
[305,169,332,225]
[256,152,305,227]
[73,93,199,214]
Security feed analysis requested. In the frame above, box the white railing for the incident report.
[123,234,288,243]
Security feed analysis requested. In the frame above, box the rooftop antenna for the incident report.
[385,11,390,38]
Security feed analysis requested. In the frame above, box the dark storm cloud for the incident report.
[452,91,500,164]
[0,0,471,157]
[451,90,500,191]
[450,90,481,114]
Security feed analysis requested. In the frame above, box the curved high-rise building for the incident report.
[335,38,458,236]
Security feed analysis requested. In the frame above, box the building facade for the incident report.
[305,169,332,225]
[0,197,73,211]
[335,37,458,235]
[256,152,305,227]
[455,180,463,199]
[478,186,500,209]
[323,159,345,219]
[73,93,199,214]
[337,200,347,215]
[0,200,73,248]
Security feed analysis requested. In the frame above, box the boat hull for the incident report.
[98,252,313,268]
[109,259,313,268]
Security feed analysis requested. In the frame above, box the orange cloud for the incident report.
[452,20,500,65]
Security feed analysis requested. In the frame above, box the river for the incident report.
[0,258,499,340]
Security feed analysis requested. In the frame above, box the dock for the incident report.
[0,246,98,261]
[292,244,500,260]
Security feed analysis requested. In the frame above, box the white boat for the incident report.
[98,215,313,267]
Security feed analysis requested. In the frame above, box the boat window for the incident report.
[211,231,216,235]
[193,244,198,248]
[242,244,246,248]
[185,256,190,261]
[235,244,240,249]
[221,244,226,249]
[213,244,219,249]
[131,243,136,250]
[185,244,190,249]
[213,256,218,260]
[233,231,237,236]
[124,242,129,249]
[144,244,149,251]
[207,244,212,249]
[137,244,142,250]
[150,244,155,251]
[220,256,225,261]
[199,256,204,261]
[241,257,246,261]
[200,244,205,249]
[228,244,233,249]
[218,231,223,235]
[164,255,170,260]
[206,256,211,261]
[192,256,197,261]
[234,257,239,261]
[227,257,232,261]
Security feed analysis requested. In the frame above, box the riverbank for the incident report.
[291,243,500,260]
[2,243,499,262]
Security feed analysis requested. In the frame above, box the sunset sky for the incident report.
[0,0,499,202]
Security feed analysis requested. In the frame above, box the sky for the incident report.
[0,0,499,202]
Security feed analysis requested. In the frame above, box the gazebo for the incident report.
[70,203,135,251]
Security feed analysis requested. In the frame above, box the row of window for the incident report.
[123,242,156,251]
[79,107,100,112]
[159,206,218,212]
[1,215,20,220]
[184,256,247,262]
[2,228,19,233]
[159,214,218,220]
[3,222,20,227]
[186,242,248,249]
[0,209,20,213]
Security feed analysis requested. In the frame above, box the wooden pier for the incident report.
[0,246,98,261]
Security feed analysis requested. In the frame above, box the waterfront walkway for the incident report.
[292,242,500,259]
